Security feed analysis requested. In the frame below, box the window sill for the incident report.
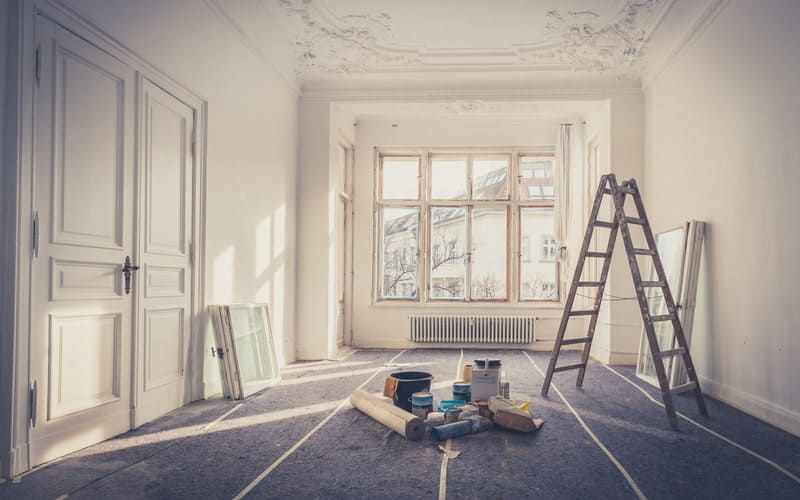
[370,300,564,310]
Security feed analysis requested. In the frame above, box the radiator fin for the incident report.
[409,315,534,344]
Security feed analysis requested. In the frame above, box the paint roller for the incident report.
[349,389,424,441]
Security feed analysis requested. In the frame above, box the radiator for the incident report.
[409,315,535,344]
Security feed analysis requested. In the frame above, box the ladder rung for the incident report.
[660,347,685,358]
[671,381,697,394]
[624,217,647,225]
[561,336,593,346]
[576,281,603,287]
[586,251,611,258]
[603,188,613,195]
[569,310,598,317]
[594,221,615,228]
[641,281,665,288]
[553,362,587,373]
[633,248,656,255]
[650,314,677,322]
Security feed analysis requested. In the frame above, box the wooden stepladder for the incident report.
[541,174,707,429]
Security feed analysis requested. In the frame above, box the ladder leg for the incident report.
[576,219,618,388]
[626,179,708,419]
[542,175,614,397]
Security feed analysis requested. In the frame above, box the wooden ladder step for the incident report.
[641,281,666,288]
[561,336,592,346]
[624,217,647,225]
[660,347,686,358]
[568,310,598,317]
[671,381,697,394]
[594,221,615,229]
[553,362,587,373]
[576,281,604,287]
[586,251,611,258]
[633,248,656,255]
[650,313,677,322]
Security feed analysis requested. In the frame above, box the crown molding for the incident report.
[204,0,300,96]
[301,86,643,104]
[641,0,731,89]
[279,0,673,81]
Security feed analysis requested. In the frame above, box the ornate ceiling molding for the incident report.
[275,0,673,78]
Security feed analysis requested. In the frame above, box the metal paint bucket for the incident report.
[411,392,434,418]
[453,382,472,403]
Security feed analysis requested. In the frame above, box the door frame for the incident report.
[335,139,355,349]
[0,0,208,477]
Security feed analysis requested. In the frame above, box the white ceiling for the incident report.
[209,0,719,91]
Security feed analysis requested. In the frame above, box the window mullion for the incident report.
[465,204,473,302]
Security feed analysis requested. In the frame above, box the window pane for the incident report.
[228,305,279,397]
[519,157,554,201]
[472,158,509,200]
[431,158,467,200]
[430,207,466,299]
[382,157,419,200]
[381,207,419,298]
[520,207,558,300]
[471,208,507,299]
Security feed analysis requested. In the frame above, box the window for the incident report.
[377,151,558,303]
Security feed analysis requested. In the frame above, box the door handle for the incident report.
[121,256,140,295]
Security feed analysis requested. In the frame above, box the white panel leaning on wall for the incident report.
[209,304,281,399]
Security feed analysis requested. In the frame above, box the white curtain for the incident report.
[553,124,571,277]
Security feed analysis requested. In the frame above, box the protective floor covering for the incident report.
[2,349,799,499]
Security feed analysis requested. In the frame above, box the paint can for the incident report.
[388,371,434,412]
[461,364,473,382]
[453,382,472,403]
[411,392,434,418]
[445,407,462,424]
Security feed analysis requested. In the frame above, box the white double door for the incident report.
[29,18,195,466]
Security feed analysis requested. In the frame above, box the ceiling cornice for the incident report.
[204,0,301,95]
[641,0,731,89]
[301,86,643,104]
[278,0,673,79]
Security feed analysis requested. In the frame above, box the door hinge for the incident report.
[30,381,37,428]
[191,129,196,159]
[32,211,39,258]
[35,44,41,86]
[188,242,194,266]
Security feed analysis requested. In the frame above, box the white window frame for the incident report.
[374,148,559,305]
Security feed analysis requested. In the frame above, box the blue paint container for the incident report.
[453,382,471,403]
[411,392,433,418]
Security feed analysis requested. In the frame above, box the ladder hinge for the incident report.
[32,211,39,258]
[30,381,37,427]
[35,44,41,85]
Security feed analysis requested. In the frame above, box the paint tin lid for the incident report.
[473,359,502,368]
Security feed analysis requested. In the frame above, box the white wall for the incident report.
[644,0,800,435]
[59,0,300,369]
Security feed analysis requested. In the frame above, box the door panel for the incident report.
[50,258,123,300]
[31,18,135,467]
[135,78,193,426]
[48,313,121,419]
[54,46,125,249]
[146,101,187,256]
[144,308,184,391]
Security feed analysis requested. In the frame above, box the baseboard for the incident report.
[590,344,638,366]
[700,375,800,438]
